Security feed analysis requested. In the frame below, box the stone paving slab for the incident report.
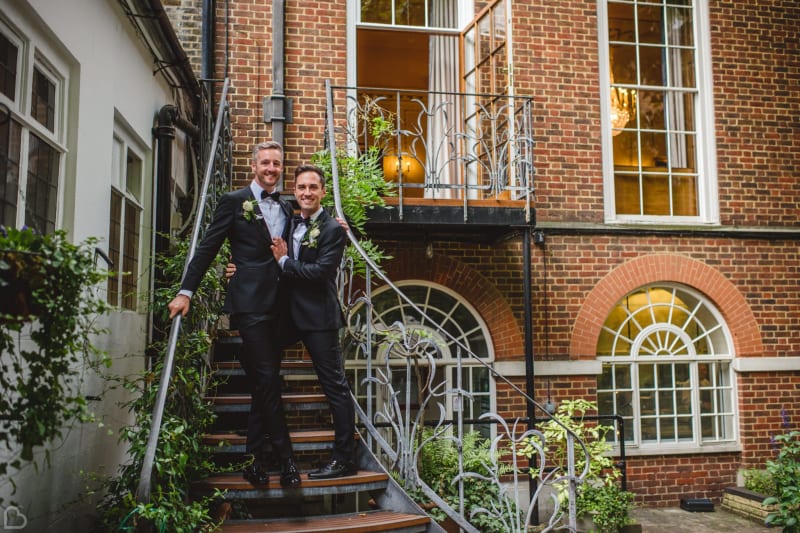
[631,506,771,532]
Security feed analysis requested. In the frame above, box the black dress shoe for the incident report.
[307,459,356,480]
[280,458,301,488]
[243,463,269,485]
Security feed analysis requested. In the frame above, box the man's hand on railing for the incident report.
[168,294,191,319]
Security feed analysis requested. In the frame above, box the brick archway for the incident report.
[570,254,763,358]
[383,249,523,359]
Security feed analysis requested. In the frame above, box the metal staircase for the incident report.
[135,78,593,532]
[189,334,433,532]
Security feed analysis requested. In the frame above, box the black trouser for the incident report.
[234,312,293,463]
[282,325,355,463]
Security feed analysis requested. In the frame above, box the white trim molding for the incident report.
[494,360,603,377]
[733,357,800,373]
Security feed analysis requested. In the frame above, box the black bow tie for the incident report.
[261,190,281,202]
[297,216,311,227]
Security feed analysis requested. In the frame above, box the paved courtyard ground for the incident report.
[631,506,770,532]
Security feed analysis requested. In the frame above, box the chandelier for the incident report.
[609,69,636,136]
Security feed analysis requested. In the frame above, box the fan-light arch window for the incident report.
[596,285,736,452]
[345,281,494,436]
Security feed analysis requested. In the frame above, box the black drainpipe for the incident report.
[264,0,291,190]
[271,0,286,148]
[154,105,177,262]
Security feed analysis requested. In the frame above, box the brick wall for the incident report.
[163,0,204,77]
[204,0,800,510]
[211,0,349,188]
[710,1,800,227]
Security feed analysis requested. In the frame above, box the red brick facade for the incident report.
[198,0,800,508]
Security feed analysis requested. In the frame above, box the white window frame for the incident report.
[598,0,719,225]
[107,119,146,311]
[0,13,69,232]
[346,280,496,435]
[597,284,739,456]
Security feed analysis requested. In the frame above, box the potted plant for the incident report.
[520,399,639,532]
[576,481,638,533]
[0,227,49,320]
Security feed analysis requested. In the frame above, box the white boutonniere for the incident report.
[241,199,260,222]
[301,218,322,249]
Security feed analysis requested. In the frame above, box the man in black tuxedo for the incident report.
[270,164,357,479]
[167,140,301,488]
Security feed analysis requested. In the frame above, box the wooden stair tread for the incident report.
[217,510,429,532]
[203,429,359,446]
[206,393,327,404]
[193,470,388,490]
[214,359,312,370]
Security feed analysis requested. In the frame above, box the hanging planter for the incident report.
[0,249,47,322]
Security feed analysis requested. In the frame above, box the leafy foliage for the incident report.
[519,399,634,531]
[763,431,800,532]
[742,468,777,497]
[417,429,521,533]
[312,116,395,274]
[0,226,111,481]
[576,482,635,533]
[521,399,620,495]
[96,236,229,532]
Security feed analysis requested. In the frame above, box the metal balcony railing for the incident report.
[326,84,535,224]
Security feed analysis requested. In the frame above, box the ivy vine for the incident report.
[0,226,111,489]
[96,236,230,532]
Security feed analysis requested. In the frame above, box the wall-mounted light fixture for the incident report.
[382,153,425,184]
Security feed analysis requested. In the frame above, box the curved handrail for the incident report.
[324,80,589,531]
[135,77,231,504]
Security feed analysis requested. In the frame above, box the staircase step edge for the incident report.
[216,510,430,532]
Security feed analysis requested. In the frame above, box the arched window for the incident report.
[596,284,737,452]
[345,281,494,436]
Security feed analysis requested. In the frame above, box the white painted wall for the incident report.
[0,1,196,530]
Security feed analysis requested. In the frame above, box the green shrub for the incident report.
[415,429,521,533]
[742,468,776,497]
[763,431,800,532]
[576,482,635,533]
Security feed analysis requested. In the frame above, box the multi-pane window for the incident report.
[596,285,736,451]
[602,0,715,221]
[0,20,66,233]
[346,282,494,437]
[107,133,143,311]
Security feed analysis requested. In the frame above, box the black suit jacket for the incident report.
[180,186,292,315]
[279,210,347,331]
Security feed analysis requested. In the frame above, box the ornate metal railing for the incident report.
[326,84,535,223]
[136,77,232,503]
[325,81,588,532]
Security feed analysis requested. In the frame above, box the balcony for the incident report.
[326,85,535,243]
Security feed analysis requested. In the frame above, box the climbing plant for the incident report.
[0,226,111,488]
[96,236,229,532]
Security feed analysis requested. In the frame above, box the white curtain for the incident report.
[427,0,459,198]
[667,6,691,169]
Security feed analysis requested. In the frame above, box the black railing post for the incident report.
[523,225,538,523]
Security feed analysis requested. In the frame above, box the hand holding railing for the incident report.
[135,78,231,504]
